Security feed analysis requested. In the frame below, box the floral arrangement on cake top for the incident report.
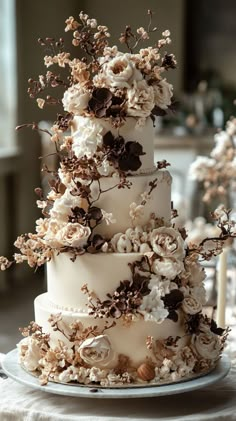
[189,116,236,203]
[32,10,176,124]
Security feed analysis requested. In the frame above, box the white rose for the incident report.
[56,223,91,248]
[79,335,115,367]
[72,117,103,159]
[153,79,173,110]
[191,331,221,360]
[17,337,41,372]
[150,227,185,260]
[126,80,155,118]
[152,258,184,280]
[105,53,142,88]
[182,295,202,315]
[62,83,90,115]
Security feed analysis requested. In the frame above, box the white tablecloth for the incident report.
[0,332,236,421]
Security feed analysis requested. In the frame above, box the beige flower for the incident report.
[62,83,90,115]
[69,59,90,85]
[56,223,91,248]
[191,330,221,361]
[153,79,173,110]
[126,80,155,118]
[182,295,202,315]
[150,227,185,260]
[105,53,142,88]
[79,335,115,367]
[17,337,41,372]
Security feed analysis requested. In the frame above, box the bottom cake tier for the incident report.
[17,293,226,387]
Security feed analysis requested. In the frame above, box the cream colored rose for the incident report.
[182,295,202,315]
[17,337,41,372]
[126,80,155,118]
[105,53,142,88]
[152,258,184,280]
[79,335,115,367]
[62,83,90,115]
[153,79,173,110]
[150,227,185,260]
[191,331,221,360]
[56,223,91,248]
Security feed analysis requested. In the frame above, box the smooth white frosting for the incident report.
[92,170,172,237]
[47,252,142,311]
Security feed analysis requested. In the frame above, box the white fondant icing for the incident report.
[47,252,142,310]
[34,293,188,367]
[92,170,172,237]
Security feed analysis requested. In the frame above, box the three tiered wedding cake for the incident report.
[0,11,229,387]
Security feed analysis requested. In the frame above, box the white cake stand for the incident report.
[2,349,231,399]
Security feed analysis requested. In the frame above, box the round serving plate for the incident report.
[2,349,231,399]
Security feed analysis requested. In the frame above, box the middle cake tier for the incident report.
[47,252,147,311]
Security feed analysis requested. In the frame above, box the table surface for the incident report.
[0,328,236,421]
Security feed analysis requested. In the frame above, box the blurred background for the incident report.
[1,0,236,351]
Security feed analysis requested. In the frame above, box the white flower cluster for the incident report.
[71,116,103,160]
[140,278,178,323]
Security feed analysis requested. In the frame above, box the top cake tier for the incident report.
[71,115,156,175]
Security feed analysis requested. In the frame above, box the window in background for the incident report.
[0,0,16,150]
